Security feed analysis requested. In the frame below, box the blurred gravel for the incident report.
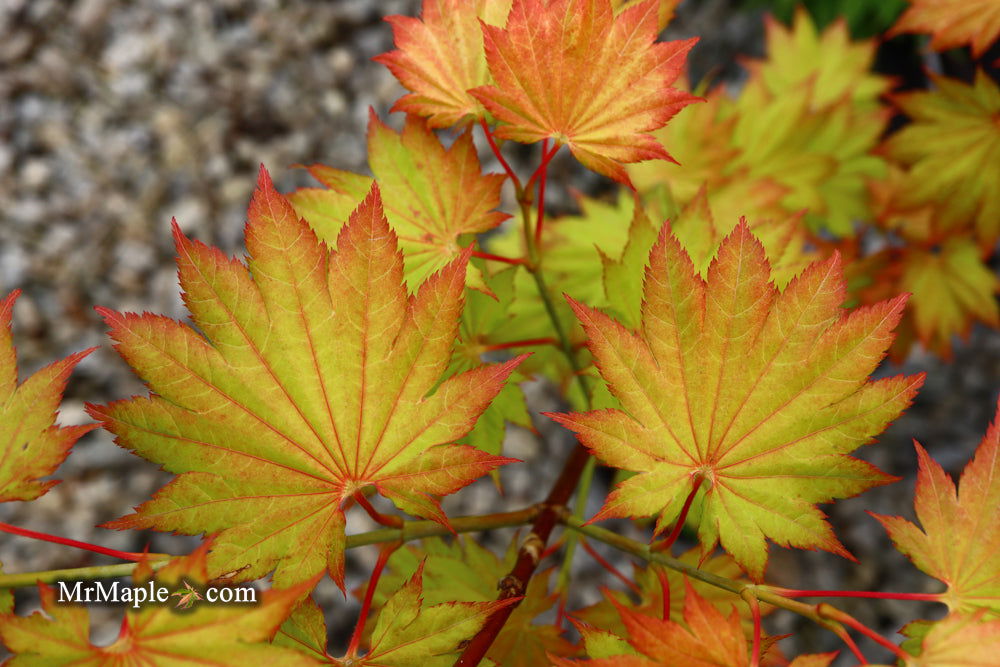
[1,0,997,663]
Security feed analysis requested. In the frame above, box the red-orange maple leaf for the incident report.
[375,0,513,127]
[471,0,700,184]
[90,168,523,589]
[872,399,1000,615]
[890,0,1000,58]
[553,582,751,665]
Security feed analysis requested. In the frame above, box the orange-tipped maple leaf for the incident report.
[890,0,1000,58]
[0,544,318,665]
[375,0,513,127]
[552,582,752,665]
[550,222,924,580]
[0,290,96,503]
[90,167,523,589]
[871,399,1000,615]
[471,0,701,184]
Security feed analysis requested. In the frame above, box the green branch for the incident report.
[561,516,871,653]
[0,506,542,590]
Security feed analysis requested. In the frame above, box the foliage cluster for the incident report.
[1,0,998,665]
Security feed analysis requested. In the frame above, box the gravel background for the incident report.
[1,0,997,663]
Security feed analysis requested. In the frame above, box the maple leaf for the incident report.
[871,399,1000,615]
[748,9,890,109]
[360,537,575,666]
[171,581,204,610]
[471,0,700,184]
[90,168,523,589]
[375,0,513,128]
[881,70,1000,244]
[900,239,999,357]
[553,582,751,666]
[890,0,1000,57]
[550,222,924,580]
[288,112,508,292]
[275,562,520,666]
[901,611,1000,666]
[0,544,317,665]
[0,290,96,503]
[731,78,888,235]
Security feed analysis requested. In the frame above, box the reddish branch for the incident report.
[455,444,591,665]
[0,521,152,562]
[479,119,521,191]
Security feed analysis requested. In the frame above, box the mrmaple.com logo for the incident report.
[56,579,257,609]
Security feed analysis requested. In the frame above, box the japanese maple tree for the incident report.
[1,1,998,665]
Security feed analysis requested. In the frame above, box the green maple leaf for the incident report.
[0,291,96,503]
[90,168,523,588]
[550,222,923,579]
[882,70,1000,244]
[288,112,508,293]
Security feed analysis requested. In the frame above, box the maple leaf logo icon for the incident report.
[170,581,202,609]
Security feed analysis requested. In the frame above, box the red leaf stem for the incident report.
[818,603,909,662]
[525,143,561,192]
[481,337,559,352]
[533,139,551,247]
[538,538,564,563]
[652,474,704,553]
[479,118,521,191]
[346,542,399,658]
[773,588,941,602]
[470,250,527,266]
[0,521,154,563]
[353,492,404,529]
[580,539,640,594]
